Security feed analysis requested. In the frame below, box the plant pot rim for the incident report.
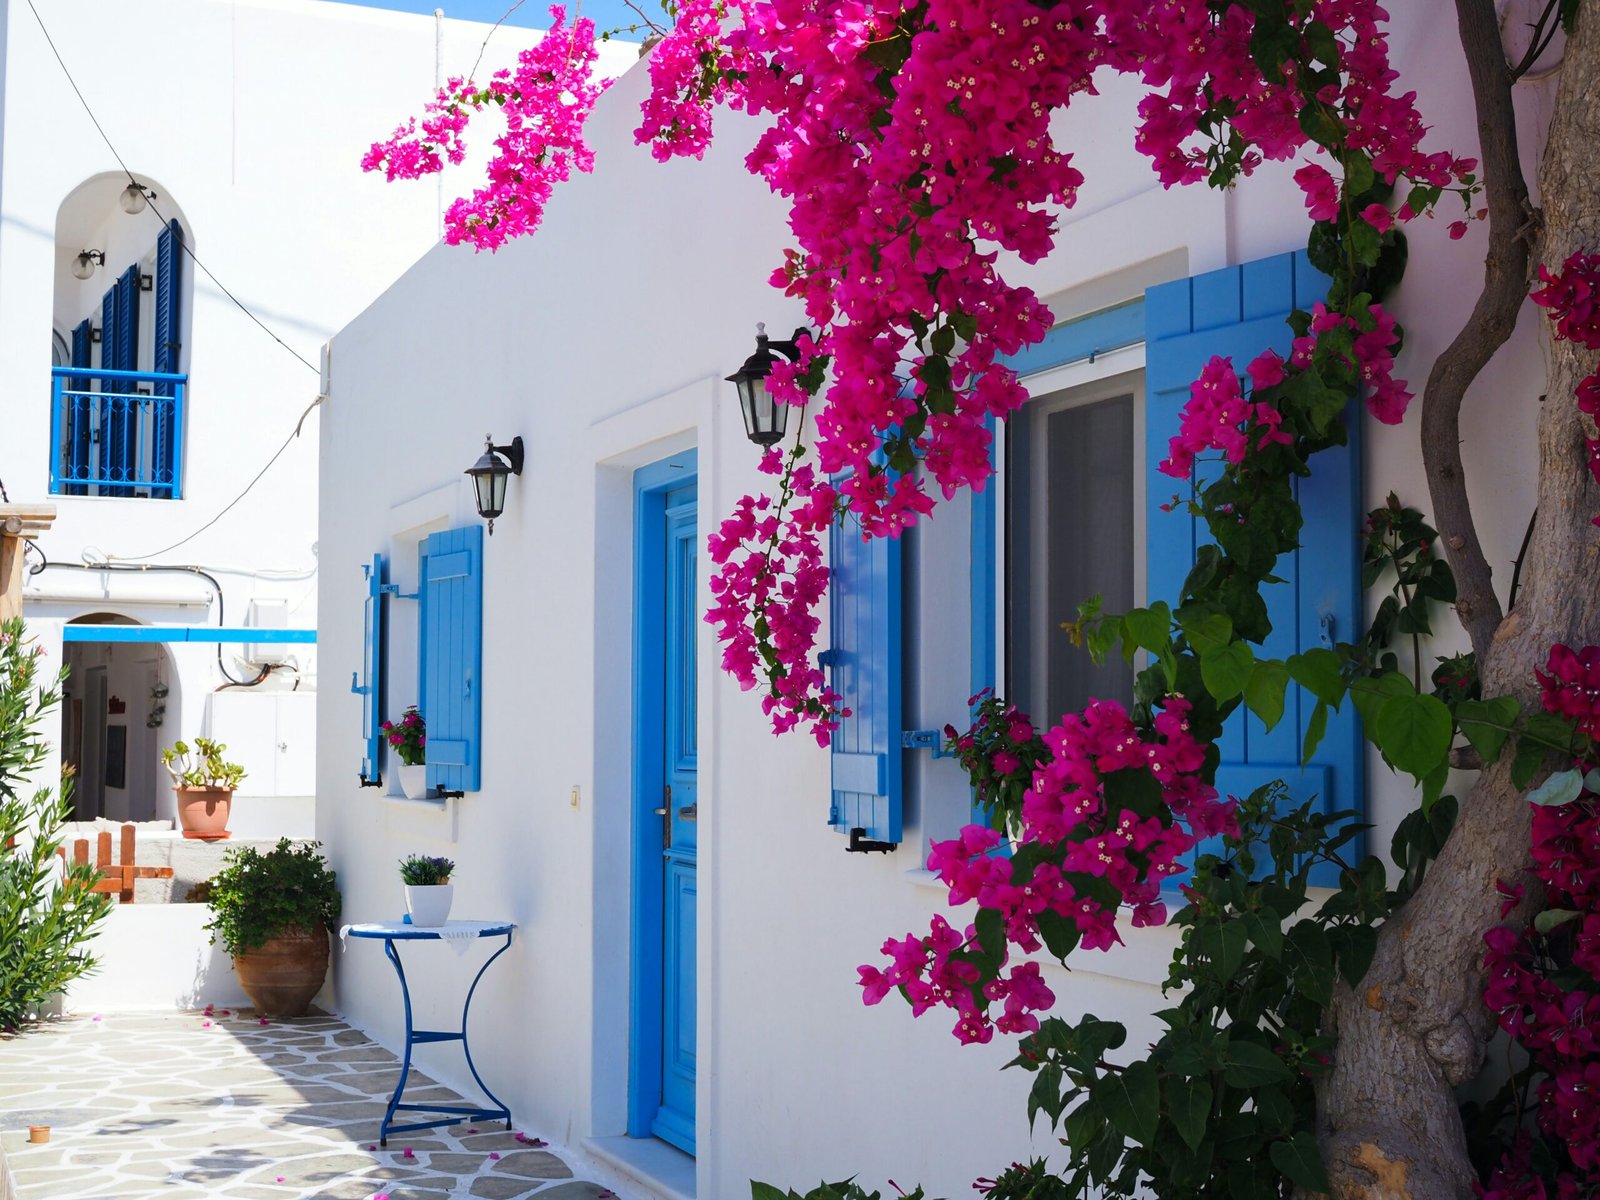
[404,880,452,887]
[175,785,236,795]
[231,925,329,956]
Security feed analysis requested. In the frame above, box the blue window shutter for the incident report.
[64,319,94,496]
[152,220,183,498]
[1145,250,1363,885]
[359,553,388,783]
[826,510,903,846]
[422,525,484,793]
[99,266,140,496]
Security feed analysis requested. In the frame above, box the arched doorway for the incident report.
[61,613,176,823]
[53,172,193,499]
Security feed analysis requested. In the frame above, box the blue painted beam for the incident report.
[61,626,316,644]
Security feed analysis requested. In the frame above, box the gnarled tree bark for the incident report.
[1317,2,1600,1197]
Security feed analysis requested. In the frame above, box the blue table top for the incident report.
[342,920,515,941]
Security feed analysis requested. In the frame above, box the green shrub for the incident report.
[203,838,341,957]
[0,618,113,1030]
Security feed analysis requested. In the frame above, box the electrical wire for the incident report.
[110,396,323,562]
[24,0,319,377]
[40,561,275,688]
[25,0,333,566]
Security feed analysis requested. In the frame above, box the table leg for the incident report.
[378,937,416,1147]
[459,931,514,1129]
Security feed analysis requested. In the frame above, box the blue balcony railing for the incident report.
[50,366,185,499]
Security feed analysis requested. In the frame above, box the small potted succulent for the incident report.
[381,706,427,800]
[204,838,341,1018]
[399,853,455,927]
[161,737,247,840]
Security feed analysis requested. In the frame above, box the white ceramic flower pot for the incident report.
[405,883,453,927]
[398,763,429,801]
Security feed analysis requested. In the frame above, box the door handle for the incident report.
[677,804,697,821]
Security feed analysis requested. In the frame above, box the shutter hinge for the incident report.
[1318,613,1335,649]
[350,672,368,696]
[902,728,951,758]
[437,789,465,800]
[847,827,898,854]
[358,772,383,788]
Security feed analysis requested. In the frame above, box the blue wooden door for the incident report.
[629,454,698,1156]
[655,485,698,1151]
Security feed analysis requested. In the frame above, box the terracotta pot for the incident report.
[175,786,233,840]
[233,927,330,1018]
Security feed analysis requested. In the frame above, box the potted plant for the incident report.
[381,706,428,800]
[399,854,455,927]
[203,838,341,1018]
[162,737,246,840]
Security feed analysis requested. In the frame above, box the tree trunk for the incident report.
[1317,5,1600,1198]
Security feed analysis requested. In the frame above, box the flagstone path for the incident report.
[0,1011,637,1200]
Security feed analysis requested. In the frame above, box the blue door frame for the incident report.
[628,449,699,1155]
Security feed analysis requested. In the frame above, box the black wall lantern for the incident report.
[464,435,524,534]
[726,322,809,447]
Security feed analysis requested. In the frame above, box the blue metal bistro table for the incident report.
[342,920,516,1146]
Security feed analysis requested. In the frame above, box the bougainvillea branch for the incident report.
[362,6,608,250]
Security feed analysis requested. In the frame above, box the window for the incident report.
[50,216,186,499]
[1004,371,1145,726]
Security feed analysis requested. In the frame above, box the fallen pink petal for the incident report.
[489,1152,500,1160]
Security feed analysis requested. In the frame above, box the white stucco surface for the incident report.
[3,0,635,828]
[316,12,1562,1199]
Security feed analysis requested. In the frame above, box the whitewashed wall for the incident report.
[2,0,633,826]
[318,11,1561,1199]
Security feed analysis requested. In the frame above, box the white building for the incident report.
[3,0,634,837]
[316,10,1560,1200]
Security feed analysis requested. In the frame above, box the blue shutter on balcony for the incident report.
[152,220,183,497]
[357,553,388,784]
[98,266,140,496]
[64,319,94,496]
[825,510,903,847]
[421,525,483,793]
[1144,250,1364,886]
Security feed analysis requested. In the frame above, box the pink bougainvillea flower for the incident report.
[402,1148,414,1158]
[201,1020,211,1028]
[1359,202,1394,233]
[258,1018,270,1026]
[1448,220,1469,239]
[92,1015,102,1022]
[489,1151,501,1160]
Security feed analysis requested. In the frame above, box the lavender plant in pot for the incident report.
[381,707,427,800]
[399,854,455,927]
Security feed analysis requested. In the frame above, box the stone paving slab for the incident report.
[0,1012,637,1200]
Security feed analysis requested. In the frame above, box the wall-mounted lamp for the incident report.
[725,323,809,447]
[464,435,524,535]
[120,182,155,215]
[71,249,105,281]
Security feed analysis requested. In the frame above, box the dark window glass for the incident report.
[1006,390,1136,728]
